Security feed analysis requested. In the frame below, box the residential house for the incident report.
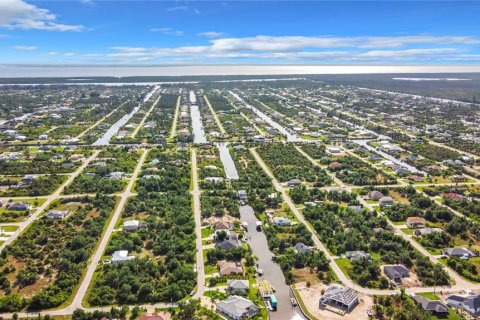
[319,285,358,311]
[384,265,410,283]
[69,154,84,162]
[205,177,224,183]
[216,296,259,320]
[227,279,249,295]
[368,190,384,201]
[46,210,69,219]
[139,313,171,320]
[329,161,342,169]
[215,221,233,232]
[442,247,476,259]
[408,175,424,182]
[273,216,292,226]
[379,196,394,207]
[216,232,241,250]
[237,190,247,201]
[7,202,30,211]
[414,228,444,236]
[412,295,449,316]
[111,250,135,263]
[442,193,465,201]
[406,217,426,229]
[327,147,342,154]
[21,175,38,184]
[123,220,140,231]
[287,179,301,187]
[447,294,480,317]
[295,242,312,254]
[346,251,371,261]
[218,260,243,276]
[109,172,125,181]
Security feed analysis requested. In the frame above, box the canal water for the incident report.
[215,142,239,180]
[190,91,208,144]
[240,205,305,320]
[93,86,159,146]
[228,91,302,142]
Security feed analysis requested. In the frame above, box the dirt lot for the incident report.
[295,282,373,320]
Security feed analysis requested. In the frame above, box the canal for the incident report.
[240,205,305,320]
[190,90,207,144]
[93,85,159,146]
[215,142,239,180]
[228,91,303,142]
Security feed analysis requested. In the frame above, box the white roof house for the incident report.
[123,220,140,231]
[272,216,292,226]
[47,210,69,219]
[111,250,135,263]
[109,172,125,181]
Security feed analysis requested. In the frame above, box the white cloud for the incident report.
[198,31,226,38]
[64,52,76,56]
[166,5,200,14]
[104,34,480,63]
[79,0,94,6]
[151,27,184,36]
[0,0,85,31]
[209,35,480,52]
[166,6,188,12]
[46,51,58,55]
[13,45,36,50]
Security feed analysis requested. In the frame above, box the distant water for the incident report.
[1,65,480,78]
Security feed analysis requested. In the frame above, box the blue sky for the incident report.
[1,0,480,64]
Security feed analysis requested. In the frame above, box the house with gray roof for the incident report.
[215,231,241,250]
[123,220,140,231]
[412,295,449,316]
[108,171,125,181]
[346,251,371,261]
[295,242,312,254]
[46,210,69,219]
[414,228,444,237]
[287,179,301,187]
[442,247,476,259]
[227,279,249,295]
[368,190,384,201]
[384,265,409,283]
[7,202,30,211]
[216,296,259,320]
[319,285,358,311]
[447,294,480,317]
[379,196,394,207]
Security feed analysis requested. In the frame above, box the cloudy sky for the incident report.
[1,0,480,64]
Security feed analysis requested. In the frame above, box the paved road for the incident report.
[296,146,480,294]
[0,149,181,319]
[203,94,226,135]
[229,91,303,142]
[75,103,125,139]
[169,91,182,139]
[191,148,206,299]
[131,89,162,138]
[249,148,361,290]
[70,148,148,310]
[354,139,426,175]
[0,150,100,253]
